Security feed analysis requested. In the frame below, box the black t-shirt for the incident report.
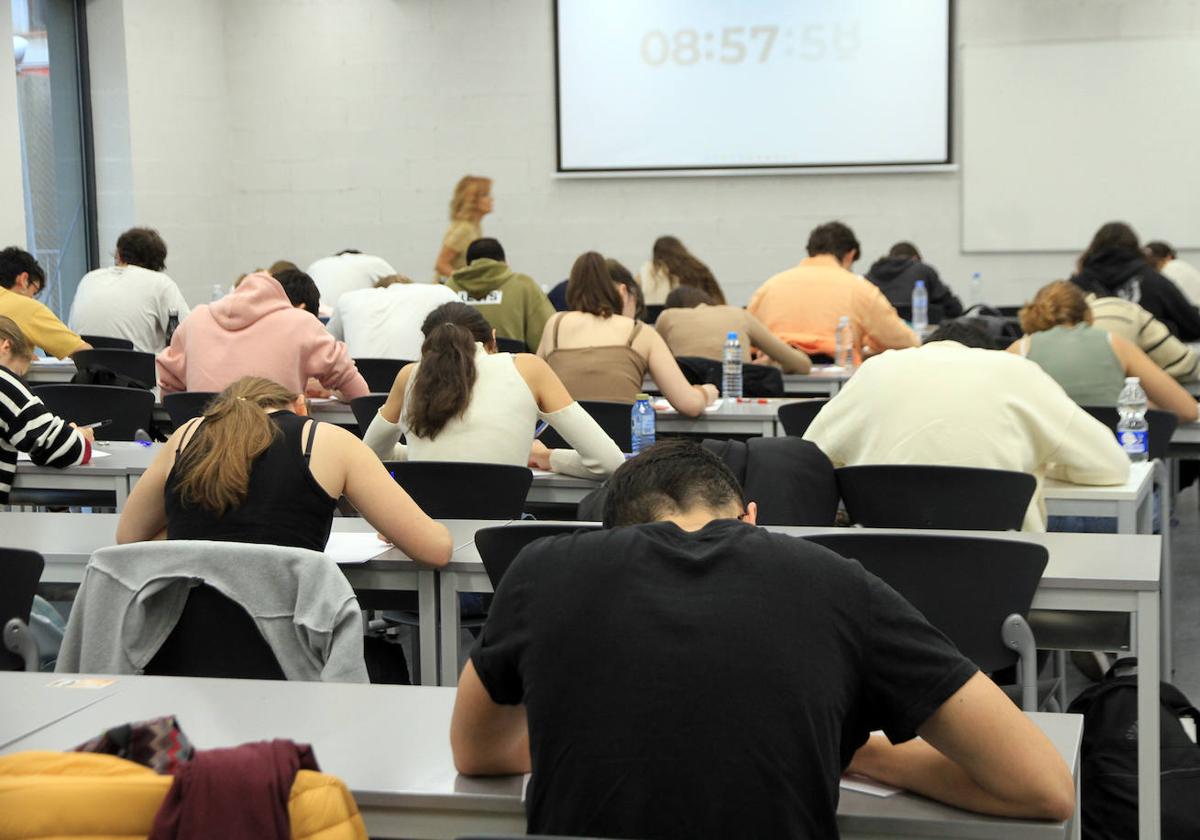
[471,519,978,840]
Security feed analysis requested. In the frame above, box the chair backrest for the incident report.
[144,583,285,680]
[495,337,527,354]
[475,524,601,590]
[383,461,533,519]
[777,399,829,438]
[805,533,1047,673]
[1081,405,1177,461]
[836,464,1036,531]
[350,393,389,436]
[352,358,411,393]
[79,334,134,350]
[71,348,156,389]
[32,384,156,441]
[162,392,218,429]
[0,548,44,671]
[540,400,632,452]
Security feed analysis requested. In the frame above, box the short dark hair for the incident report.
[1145,241,1176,261]
[807,222,861,262]
[664,285,713,309]
[1081,221,1141,265]
[273,268,320,315]
[466,237,505,264]
[888,241,921,260]
[602,440,746,528]
[335,249,362,256]
[115,227,167,272]
[924,321,996,349]
[0,246,44,290]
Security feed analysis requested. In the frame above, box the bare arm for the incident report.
[436,246,459,280]
[644,328,716,416]
[451,660,530,776]
[745,313,812,373]
[1111,333,1199,422]
[848,673,1075,821]
[116,428,186,543]
[379,364,416,424]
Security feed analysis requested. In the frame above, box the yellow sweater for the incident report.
[0,751,367,840]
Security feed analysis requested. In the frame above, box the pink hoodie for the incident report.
[156,272,368,398]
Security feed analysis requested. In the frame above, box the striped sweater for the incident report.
[0,365,89,502]
[1087,294,1200,382]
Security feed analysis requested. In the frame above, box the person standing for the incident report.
[69,227,190,353]
[435,175,492,281]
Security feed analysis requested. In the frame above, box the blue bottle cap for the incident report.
[727,332,738,340]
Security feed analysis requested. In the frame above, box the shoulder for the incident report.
[0,364,31,397]
[511,352,548,374]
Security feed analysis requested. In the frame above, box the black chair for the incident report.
[352,358,411,393]
[805,533,1048,710]
[540,401,632,452]
[32,384,155,441]
[1082,405,1178,461]
[778,399,829,438]
[893,303,946,325]
[144,583,285,680]
[79,334,134,350]
[475,524,601,590]
[1,548,44,671]
[350,394,389,436]
[383,462,532,519]
[71,348,156,389]
[835,465,1036,531]
[495,337,526,354]
[162,392,217,429]
[643,304,665,325]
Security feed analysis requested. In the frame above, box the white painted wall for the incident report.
[0,10,28,245]
[88,0,1200,308]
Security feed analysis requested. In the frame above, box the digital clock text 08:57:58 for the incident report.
[640,23,860,67]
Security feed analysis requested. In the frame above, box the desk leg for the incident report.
[764,420,776,438]
[418,571,437,687]
[1153,461,1173,677]
[1136,590,1161,840]
[1117,498,1136,534]
[115,476,129,511]
[440,571,460,687]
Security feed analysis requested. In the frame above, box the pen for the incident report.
[534,421,549,438]
[79,419,112,430]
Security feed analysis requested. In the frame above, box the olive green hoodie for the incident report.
[446,258,556,352]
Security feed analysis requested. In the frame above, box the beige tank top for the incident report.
[544,315,649,404]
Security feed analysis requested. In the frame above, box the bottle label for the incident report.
[1118,430,1148,455]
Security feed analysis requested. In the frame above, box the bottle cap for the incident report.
[727,331,738,340]
[914,280,925,288]
[635,393,651,401]
[1125,376,1139,384]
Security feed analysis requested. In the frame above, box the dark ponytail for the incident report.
[407,302,493,439]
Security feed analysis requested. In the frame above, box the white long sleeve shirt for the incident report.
[803,341,1131,531]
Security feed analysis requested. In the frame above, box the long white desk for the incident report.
[25,357,77,383]
[0,672,1082,840]
[11,441,158,510]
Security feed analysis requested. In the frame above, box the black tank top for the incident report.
[166,411,337,552]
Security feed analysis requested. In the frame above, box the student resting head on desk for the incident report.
[115,375,452,565]
[450,440,1075,838]
[362,302,625,479]
[0,316,94,504]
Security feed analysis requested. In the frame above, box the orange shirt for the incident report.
[747,255,919,358]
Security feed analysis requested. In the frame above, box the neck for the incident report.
[662,507,736,532]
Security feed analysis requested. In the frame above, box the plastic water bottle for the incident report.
[630,393,656,456]
[969,272,983,307]
[722,331,743,398]
[911,280,928,334]
[1116,377,1149,462]
[165,309,179,345]
[211,284,225,302]
[834,316,855,370]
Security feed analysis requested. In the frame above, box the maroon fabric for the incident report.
[148,739,319,840]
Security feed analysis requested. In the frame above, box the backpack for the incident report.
[673,356,785,397]
[1067,658,1200,839]
[70,364,152,390]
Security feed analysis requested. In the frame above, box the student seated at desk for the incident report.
[451,441,1075,838]
[1010,280,1198,423]
[116,376,451,565]
[0,316,94,504]
[363,302,624,478]
[0,246,91,359]
[803,321,1130,531]
[654,286,812,374]
[156,270,369,400]
[537,252,717,415]
[636,235,727,306]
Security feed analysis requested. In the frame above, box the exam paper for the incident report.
[18,449,110,462]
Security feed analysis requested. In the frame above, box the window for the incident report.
[11,0,95,317]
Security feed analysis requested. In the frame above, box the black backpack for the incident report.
[673,356,785,397]
[1067,658,1200,839]
[946,304,1022,348]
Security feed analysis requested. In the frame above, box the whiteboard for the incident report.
[962,38,1200,252]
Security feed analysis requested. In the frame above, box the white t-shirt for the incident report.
[1162,259,1200,307]
[68,264,191,353]
[326,283,458,360]
[306,253,397,308]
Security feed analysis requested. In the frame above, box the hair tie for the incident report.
[236,396,248,401]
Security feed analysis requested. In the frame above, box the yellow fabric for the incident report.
[0,751,367,840]
[0,287,86,359]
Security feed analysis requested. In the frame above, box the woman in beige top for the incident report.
[655,287,813,374]
[435,175,491,280]
[537,252,718,417]
[636,235,727,306]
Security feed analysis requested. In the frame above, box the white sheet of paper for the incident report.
[18,449,110,462]
[652,398,725,413]
[840,774,902,797]
[324,532,391,565]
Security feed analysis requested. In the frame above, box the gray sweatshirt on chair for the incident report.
[57,540,368,682]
